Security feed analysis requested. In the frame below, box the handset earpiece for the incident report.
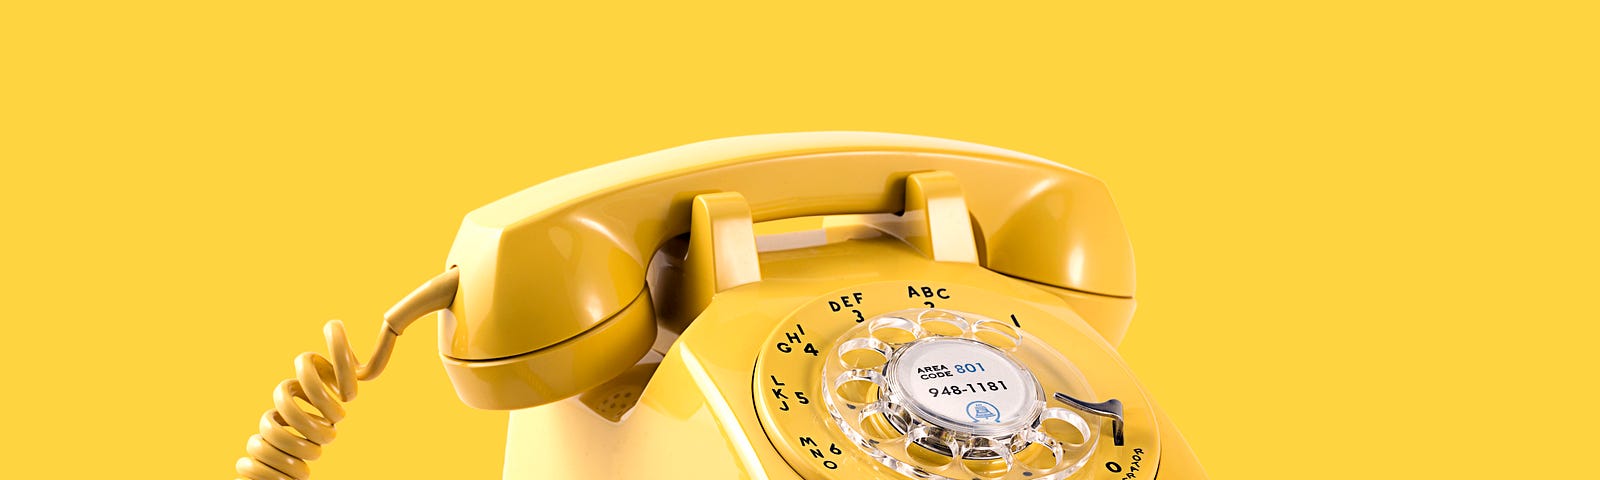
[439,132,1137,410]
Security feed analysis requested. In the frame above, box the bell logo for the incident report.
[966,401,1001,422]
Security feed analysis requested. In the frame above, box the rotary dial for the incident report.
[821,309,1099,479]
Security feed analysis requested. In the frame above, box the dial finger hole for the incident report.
[1038,407,1091,447]
[859,401,906,440]
[868,316,921,345]
[971,319,1020,350]
[904,426,957,468]
[837,337,892,369]
[1016,430,1066,470]
[834,369,884,404]
[916,310,968,337]
[960,436,1015,478]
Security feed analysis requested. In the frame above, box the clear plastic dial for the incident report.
[821,309,1100,479]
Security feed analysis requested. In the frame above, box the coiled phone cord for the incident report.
[234,268,459,480]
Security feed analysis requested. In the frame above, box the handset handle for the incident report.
[441,132,1134,407]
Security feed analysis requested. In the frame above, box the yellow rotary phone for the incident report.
[233,132,1207,479]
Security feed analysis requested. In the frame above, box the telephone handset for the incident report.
[233,132,1206,479]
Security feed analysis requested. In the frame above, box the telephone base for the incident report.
[502,234,1204,479]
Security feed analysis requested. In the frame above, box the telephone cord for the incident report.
[233,268,459,480]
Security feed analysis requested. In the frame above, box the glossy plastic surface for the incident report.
[439,132,1195,478]
[439,289,656,409]
[442,132,1136,365]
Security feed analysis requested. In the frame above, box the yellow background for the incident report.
[2,2,1595,479]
